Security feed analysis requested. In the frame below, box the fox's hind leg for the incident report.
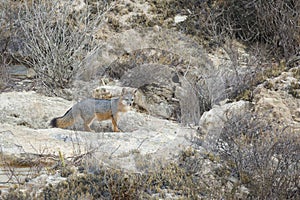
[83,115,96,132]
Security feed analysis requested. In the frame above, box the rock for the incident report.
[174,15,188,23]
[71,0,86,12]
[120,64,175,88]
[254,88,293,124]
[199,100,251,151]
[199,67,300,152]
[120,64,179,119]
[253,66,300,127]
[8,65,36,79]
[106,48,185,79]
[92,87,113,99]
[0,91,72,129]
[0,91,196,172]
[92,85,127,98]
[26,68,36,78]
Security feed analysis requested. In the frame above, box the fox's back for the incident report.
[75,98,119,114]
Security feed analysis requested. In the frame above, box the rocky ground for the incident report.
[0,90,197,169]
[1,62,298,198]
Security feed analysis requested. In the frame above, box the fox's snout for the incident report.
[129,100,133,106]
[122,99,133,106]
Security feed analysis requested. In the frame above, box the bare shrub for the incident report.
[216,0,300,59]
[210,41,265,102]
[150,0,287,113]
[163,0,299,101]
[0,146,56,187]
[0,51,10,91]
[14,0,111,95]
[0,1,17,90]
[170,0,300,59]
[179,77,211,125]
[217,113,300,199]
[39,159,211,199]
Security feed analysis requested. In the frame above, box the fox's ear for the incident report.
[132,89,137,94]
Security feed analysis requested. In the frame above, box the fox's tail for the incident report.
[50,108,75,128]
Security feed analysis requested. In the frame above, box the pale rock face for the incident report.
[72,0,86,12]
[199,66,300,152]
[174,15,188,23]
[199,100,251,151]
[253,67,300,128]
[0,91,196,172]
[254,87,293,124]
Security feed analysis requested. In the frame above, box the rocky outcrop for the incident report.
[198,66,300,152]
[253,66,300,128]
[120,63,180,119]
[199,100,252,151]
[0,91,196,172]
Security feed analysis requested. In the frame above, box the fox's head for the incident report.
[119,88,136,110]
[119,88,136,112]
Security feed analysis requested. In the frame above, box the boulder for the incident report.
[253,66,300,127]
[120,63,180,119]
[0,91,196,172]
[199,100,251,151]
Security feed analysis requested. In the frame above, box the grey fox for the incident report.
[50,88,135,132]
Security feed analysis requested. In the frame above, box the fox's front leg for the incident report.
[111,117,119,132]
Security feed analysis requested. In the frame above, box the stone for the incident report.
[174,15,188,23]
[199,100,251,151]
[0,91,196,172]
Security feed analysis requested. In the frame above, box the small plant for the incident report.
[292,67,300,79]
[288,81,300,99]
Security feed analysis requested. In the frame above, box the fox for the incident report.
[50,88,135,132]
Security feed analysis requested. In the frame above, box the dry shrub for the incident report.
[179,77,211,125]
[14,0,110,95]
[36,164,202,199]
[1,146,257,199]
[0,54,10,90]
[167,0,300,59]
[1,152,212,199]
[217,113,300,199]
[0,0,17,90]
[159,0,299,104]
[214,0,300,59]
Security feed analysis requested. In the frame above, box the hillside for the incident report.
[0,0,299,199]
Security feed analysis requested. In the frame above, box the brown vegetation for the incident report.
[217,113,300,199]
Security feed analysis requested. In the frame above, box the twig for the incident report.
[67,147,98,164]
[137,137,148,150]
[109,145,121,159]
